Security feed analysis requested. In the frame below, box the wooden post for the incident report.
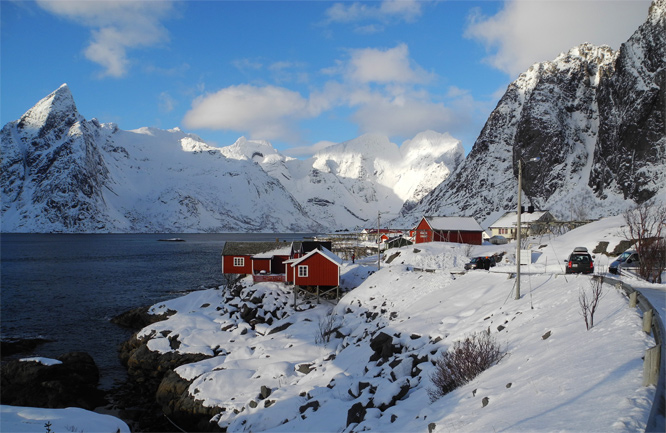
[642,345,661,386]
[629,291,637,308]
[643,309,653,334]
[294,286,298,309]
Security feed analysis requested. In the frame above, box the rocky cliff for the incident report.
[399,0,665,226]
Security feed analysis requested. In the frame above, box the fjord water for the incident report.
[0,233,311,389]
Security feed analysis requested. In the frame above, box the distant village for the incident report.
[221,210,588,297]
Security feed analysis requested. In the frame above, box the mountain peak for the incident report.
[18,83,80,132]
[649,0,665,24]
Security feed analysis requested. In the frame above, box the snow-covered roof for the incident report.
[221,241,285,256]
[489,211,552,228]
[252,246,292,259]
[288,247,342,267]
[422,216,484,232]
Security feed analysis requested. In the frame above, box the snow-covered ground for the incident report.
[2,216,663,432]
[0,406,130,433]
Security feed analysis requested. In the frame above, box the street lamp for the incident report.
[515,157,540,300]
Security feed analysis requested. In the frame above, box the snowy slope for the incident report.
[396,0,666,228]
[119,216,661,432]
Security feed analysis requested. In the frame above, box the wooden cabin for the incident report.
[286,247,342,288]
[221,241,285,275]
[414,216,484,245]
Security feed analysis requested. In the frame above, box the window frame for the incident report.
[233,257,245,267]
[297,265,308,278]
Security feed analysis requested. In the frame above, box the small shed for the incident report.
[221,241,284,275]
[414,216,484,245]
[290,241,333,259]
[488,210,554,240]
[385,235,413,249]
[286,247,342,288]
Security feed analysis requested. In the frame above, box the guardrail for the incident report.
[602,275,664,432]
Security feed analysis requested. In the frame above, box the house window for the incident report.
[298,265,308,277]
[233,257,244,267]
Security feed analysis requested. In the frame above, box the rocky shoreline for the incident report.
[0,303,220,432]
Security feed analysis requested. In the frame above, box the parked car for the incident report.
[489,235,508,245]
[465,256,496,270]
[564,247,594,274]
[609,250,640,275]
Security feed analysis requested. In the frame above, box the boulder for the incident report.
[111,306,175,329]
[0,351,105,410]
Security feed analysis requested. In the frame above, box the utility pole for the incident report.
[516,159,522,300]
[515,157,540,301]
[377,211,381,270]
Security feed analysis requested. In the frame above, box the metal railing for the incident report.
[602,275,664,432]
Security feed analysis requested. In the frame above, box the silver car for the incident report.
[609,250,640,274]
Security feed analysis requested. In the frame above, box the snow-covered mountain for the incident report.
[221,132,463,229]
[395,0,666,228]
[0,86,462,233]
[0,85,322,233]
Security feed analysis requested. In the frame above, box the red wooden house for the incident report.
[285,247,342,288]
[221,241,286,275]
[414,216,484,245]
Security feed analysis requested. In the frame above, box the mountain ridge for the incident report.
[1,87,462,233]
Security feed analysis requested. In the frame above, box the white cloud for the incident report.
[464,0,651,78]
[346,44,433,84]
[325,0,423,24]
[182,43,486,148]
[232,58,264,73]
[182,85,319,142]
[159,92,176,113]
[36,0,176,78]
[284,140,336,158]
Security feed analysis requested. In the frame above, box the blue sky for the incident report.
[1,0,651,157]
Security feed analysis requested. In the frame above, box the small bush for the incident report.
[314,311,338,346]
[428,332,505,401]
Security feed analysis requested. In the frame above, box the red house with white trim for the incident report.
[221,241,286,275]
[286,247,342,288]
[414,216,484,245]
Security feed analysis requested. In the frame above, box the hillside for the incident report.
[118,217,660,431]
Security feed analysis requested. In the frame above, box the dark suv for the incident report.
[564,247,594,274]
[465,256,496,270]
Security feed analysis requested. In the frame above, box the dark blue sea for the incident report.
[0,233,314,389]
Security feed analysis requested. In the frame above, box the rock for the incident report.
[369,332,395,362]
[260,385,272,399]
[542,330,552,340]
[299,400,320,414]
[296,363,314,374]
[428,422,437,433]
[111,306,175,329]
[155,370,223,431]
[268,321,292,335]
[0,351,105,410]
[0,337,53,357]
[482,397,489,407]
[346,402,367,427]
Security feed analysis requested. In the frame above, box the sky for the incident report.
[0,0,652,157]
